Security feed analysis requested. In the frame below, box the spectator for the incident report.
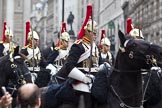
[0,92,13,108]
[17,83,41,108]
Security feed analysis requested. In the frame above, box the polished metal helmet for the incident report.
[84,19,98,34]
[129,28,144,39]
[5,28,13,37]
[101,37,111,46]
[28,31,39,40]
[61,32,70,41]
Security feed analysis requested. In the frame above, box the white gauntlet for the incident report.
[46,64,57,75]
[68,67,94,84]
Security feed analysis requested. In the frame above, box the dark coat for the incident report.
[20,46,48,68]
[56,40,86,78]
[98,52,115,66]
[0,43,5,57]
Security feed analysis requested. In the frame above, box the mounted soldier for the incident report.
[126,18,144,39]
[0,21,15,57]
[20,21,57,87]
[43,22,70,68]
[98,30,114,66]
[48,4,99,108]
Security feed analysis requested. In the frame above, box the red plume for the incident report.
[78,4,92,39]
[61,22,67,33]
[100,29,105,45]
[126,18,132,34]
[56,39,60,47]
[98,29,106,49]
[2,21,7,42]
[56,22,67,47]
[25,21,30,46]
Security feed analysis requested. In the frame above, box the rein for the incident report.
[111,85,144,108]
[111,61,159,108]
[110,67,160,108]
[112,67,149,73]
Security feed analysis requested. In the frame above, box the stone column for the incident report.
[6,0,14,30]
[0,0,2,38]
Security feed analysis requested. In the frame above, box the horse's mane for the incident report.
[0,55,9,65]
[113,43,127,69]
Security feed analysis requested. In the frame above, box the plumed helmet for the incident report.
[28,31,39,41]
[126,18,132,34]
[129,28,144,39]
[78,4,92,39]
[61,32,70,41]
[84,19,98,34]
[2,21,13,42]
[56,22,69,47]
[101,37,111,46]
[5,28,13,37]
[60,22,70,41]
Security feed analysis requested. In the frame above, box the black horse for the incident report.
[92,30,162,108]
[0,46,32,96]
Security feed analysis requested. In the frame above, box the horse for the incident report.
[0,46,33,107]
[22,44,55,88]
[92,30,162,108]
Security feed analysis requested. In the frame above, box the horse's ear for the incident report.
[118,30,126,46]
[14,46,19,56]
[52,42,55,49]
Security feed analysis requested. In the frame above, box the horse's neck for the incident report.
[112,54,143,90]
[111,53,143,106]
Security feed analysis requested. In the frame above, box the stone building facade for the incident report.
[0,0,32,47]
[122,0,162,45]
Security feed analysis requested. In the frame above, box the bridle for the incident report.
[7,54,31,95]
[111,39,159,108]
[120,39,157,67]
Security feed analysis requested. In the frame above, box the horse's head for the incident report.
[0,46,32,89]
[108,30,162,107]
[117,30,162,70]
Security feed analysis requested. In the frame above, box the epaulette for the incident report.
[82,37,91,44]
[74,39,82,44]
[54,47,60,50]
